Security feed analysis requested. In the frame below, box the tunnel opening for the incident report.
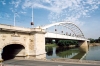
[2,44,25,61]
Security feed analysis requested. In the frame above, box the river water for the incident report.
[46,46,100,61]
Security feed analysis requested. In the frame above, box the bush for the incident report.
[57,40,78,47]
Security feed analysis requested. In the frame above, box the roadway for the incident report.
[3,59,100,66]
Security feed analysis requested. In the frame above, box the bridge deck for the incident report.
[45,32,89,41]
[0,24,45,33]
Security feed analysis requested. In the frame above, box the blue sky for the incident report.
[0,0,100,39]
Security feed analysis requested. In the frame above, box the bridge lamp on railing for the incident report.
[66,32,68,35]
[55,29,57,34]
[31,22,34,28]
[61,31,63,34]
[61,25,64,34]
[55,29,57,32]
[55,25,57,33]
[55,27,57,38]
[73,34,74,37]
[69,33,71,36]
[72,34,74,37]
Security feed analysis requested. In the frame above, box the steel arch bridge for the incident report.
[41,21,85,38]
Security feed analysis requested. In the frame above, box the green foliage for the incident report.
[57,40,78,47]
[89,38,95,43]
[89,37,100,43]
[98,37,100,43]
[56,47,79,58]
[45,46,53,56]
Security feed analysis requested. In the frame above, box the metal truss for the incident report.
[41,21,85,38]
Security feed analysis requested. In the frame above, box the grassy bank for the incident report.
[45,43,58,47]
[45,44,77,48]
[89,43,100,46]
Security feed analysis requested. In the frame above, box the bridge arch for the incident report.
[2,44,25,61]
[41,21,84,38]
[2,42,25,48]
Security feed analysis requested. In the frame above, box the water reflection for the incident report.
[84,46,100,61]
[71,52,86,60]
[46,46,100,61]
[46,46,86,59]
[56,47,79,58]
[46,47,53,56]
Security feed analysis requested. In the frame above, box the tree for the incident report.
[57,40,78,47]
[89,38,95,43]
[98,37,100,43]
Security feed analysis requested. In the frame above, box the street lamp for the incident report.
[13,12,17,26]
[31,5,34,28]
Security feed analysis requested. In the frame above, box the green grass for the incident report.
[45,43,58,47]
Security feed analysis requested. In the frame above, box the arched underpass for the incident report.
[2,44,25,61]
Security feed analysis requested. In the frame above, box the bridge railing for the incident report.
[45,32,89,41]
[0,24,30,32]
[31,28,45,32]
[0,24,46,33]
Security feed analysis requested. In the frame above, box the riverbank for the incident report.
[46,43,100,48]
[45,43,57,47]
[89,43,100,46]
[46,43,77,48]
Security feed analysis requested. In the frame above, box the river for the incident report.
[46,46,100,61]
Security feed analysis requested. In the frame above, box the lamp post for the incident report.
[31,5,34,28]
[13,12,17,26]
[32,5,33,23]
[14,12,15,26]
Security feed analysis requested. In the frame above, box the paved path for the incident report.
[2,59,100,66]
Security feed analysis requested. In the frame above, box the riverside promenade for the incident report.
[2,58,100,66]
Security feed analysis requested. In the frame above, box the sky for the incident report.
[0,0,100,39]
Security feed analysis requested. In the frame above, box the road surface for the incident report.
[3,59,100,66]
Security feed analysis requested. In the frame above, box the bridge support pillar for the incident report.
[79,40,89,53]
[28,28,46,59]
[33,33,46,59]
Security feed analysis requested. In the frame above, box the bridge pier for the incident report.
[27,30,46,59]
[79,40,89,53]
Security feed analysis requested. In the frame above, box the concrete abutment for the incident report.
[79,40,89,53]
[26,31,46,59]
[0,25,46,61]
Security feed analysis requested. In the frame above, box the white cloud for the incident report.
[5,13,10,18]
[10,8,14,12]
[6,0,100,28]
[9,8,20,18]
[1,0,99,25]
[15,12,20,18]
[0,0,6,5]
[10,0,21,8]
[22,0,100,24]
[20,11,26,14]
